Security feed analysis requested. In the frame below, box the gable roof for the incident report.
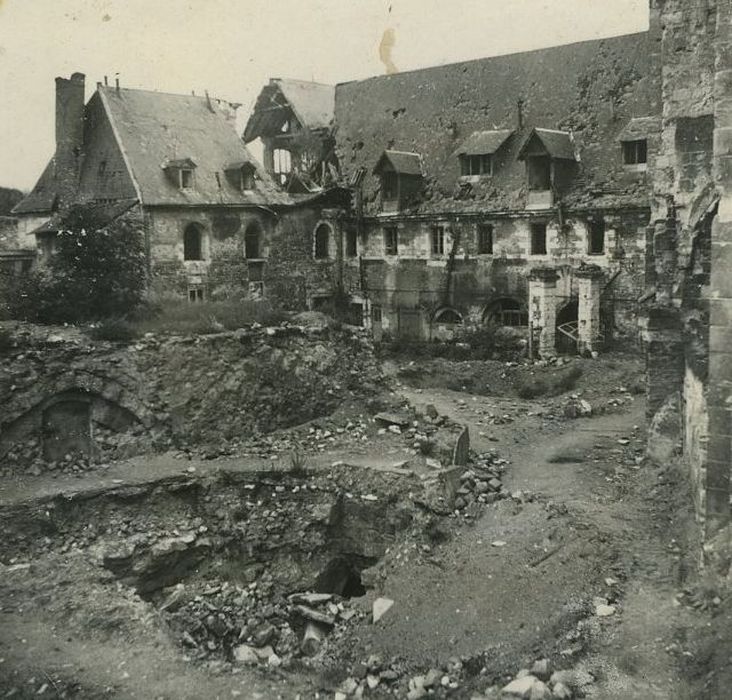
[518,128,576,160]
[374,150,423,176]
[334,31,659,215]
[455,130,514,156]
[98,85,289,207]
[243,79,335,142]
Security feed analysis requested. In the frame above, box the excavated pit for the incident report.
[0,461,440,669]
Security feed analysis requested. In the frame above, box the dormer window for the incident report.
[460,154,492,176]
[162,157,197,191]
[517,129,576,210]
[180,169,194,189]
[224,161,257,192]
[373,150,423,213]
[455,130,513,178]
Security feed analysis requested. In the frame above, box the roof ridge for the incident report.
[335,30,648,88]
[98,84,237,105]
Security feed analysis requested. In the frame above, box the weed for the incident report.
[287,449,310,476]
[553,366,584,393]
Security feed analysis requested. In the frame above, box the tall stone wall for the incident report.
[644,0,731,540]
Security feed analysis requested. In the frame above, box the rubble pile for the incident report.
[161,582,363,668]
[454,451,509,512]
[478,658,595,699]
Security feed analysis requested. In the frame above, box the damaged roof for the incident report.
[334,31,660,216]
[99,86,289,207]
[243,79,335,142]
[454,130,514,156]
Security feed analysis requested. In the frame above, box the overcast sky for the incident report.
[0,0,648,191]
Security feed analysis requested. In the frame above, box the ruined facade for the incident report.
[11,75,353,309]
[642,0,732,544]
[247,32,661,352]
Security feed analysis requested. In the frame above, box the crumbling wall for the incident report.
[0,324,383,474]
[643,0,730,539]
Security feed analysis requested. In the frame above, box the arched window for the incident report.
[314,223,331,259]
[183,223,204,261]
[434,308,463,325]
[244,222,263,259]
[484,298,527,327]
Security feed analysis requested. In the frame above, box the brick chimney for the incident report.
[54,72,86,208]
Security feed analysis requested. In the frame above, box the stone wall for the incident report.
[0,324,383,474]
[643,0,731,540]
[353,209,646,343]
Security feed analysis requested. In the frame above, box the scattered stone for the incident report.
[595,603,616,617]
[530,659,550,681]
[552,682,572,699]
[502,674,538,698]
[233,644,259,665]
[372,597,394,623]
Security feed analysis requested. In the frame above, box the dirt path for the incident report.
[396,384,698,698]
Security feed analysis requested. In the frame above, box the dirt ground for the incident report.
[0,352,726,699]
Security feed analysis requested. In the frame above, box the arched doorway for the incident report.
[183,223,204,261]
[244,222,263,259]
[556,299,579,354]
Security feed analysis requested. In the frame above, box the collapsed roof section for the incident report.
[243,78,335,142]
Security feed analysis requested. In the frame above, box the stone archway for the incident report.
[42,399,93,461]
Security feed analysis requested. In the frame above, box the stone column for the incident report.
[576,265,604,354]
[529,267,558,358]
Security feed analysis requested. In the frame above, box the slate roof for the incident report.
[12,161,57,215]
[334,31,660,216]
[518,129,576,160]
[243,79,335,142]
[98,86,289,207]
[374,150,423,175]
[454,130,514,156]
[31,198,139,235]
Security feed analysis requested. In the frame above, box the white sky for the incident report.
[0,0,648,191]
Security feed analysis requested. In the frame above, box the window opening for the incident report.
[530,222,547,255]
[478,223,494,254]
[314,224,331,259]
[384,227,398,256]
[183,224,203,261]
[431,226,445,256]
[461,154,492,176]
[622,139,647,165]
[588,219,605,255]
[527,156,551,190]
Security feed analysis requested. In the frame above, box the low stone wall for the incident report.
[0,323,384,474]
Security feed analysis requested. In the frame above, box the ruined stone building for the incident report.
[11,74,349,306]
[641,0,732,546]
[246,32,661,354]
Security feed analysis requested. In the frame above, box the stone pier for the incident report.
[576,265,604,354]
[529,267,558,358]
